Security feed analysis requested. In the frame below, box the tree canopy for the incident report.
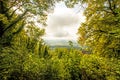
[0,0,60,46]
[76,0,120,58]
[0,0,120,80]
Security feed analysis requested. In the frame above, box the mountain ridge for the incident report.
[43,39,81,49]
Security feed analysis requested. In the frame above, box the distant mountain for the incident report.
[43,38,81,49]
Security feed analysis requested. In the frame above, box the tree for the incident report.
[0,1,61,79]
[72,0,120,58]
[64,0,120,58]
[0,0,60,46]
[68,40,73,49]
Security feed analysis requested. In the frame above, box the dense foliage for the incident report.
[77,0,120,58]
[1,46,120,80]
[0,0,120,80]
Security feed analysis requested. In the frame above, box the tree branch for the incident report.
[0,1,5,13]
[4,0,17,13]
[3,10,27,33]
[12,21,25,35]
[108,0,117,15]
[9,5,22,19]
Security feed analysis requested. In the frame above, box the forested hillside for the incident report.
[0,0,120,80]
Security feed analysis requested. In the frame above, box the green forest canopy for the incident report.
[0,0,120,80]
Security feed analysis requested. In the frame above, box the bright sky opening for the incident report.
[42,2,85,41]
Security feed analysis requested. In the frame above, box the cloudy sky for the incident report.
[42,2,85,41]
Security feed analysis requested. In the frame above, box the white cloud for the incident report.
[43,2,85,40]
[47,9,80,27]
[53,31,69,37]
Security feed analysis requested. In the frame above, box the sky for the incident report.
[42,2,85,41]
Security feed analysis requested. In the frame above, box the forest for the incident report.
[0,0,120,80]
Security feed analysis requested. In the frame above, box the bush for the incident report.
[0,46,119,80]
